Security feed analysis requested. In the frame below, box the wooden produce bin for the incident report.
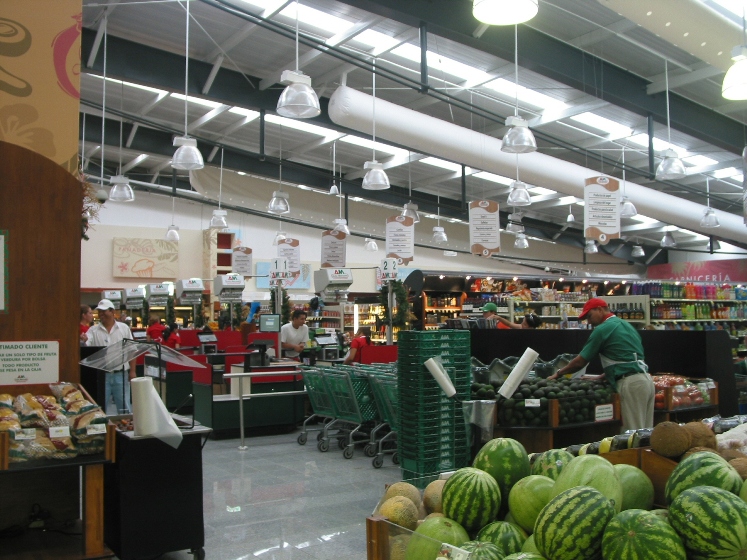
[640,448,678,508]
[0,383,115,559]
[654,383,719,424]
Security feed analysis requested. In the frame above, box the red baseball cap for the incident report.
[579,297,608,319]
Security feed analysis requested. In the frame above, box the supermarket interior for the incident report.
[7,0,747,558]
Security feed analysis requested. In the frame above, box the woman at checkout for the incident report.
[344,327,372,365]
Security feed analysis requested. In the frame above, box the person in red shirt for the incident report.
[146,315,166,342]
[80,304,93,344]
[160,323,181,349]
[344,327,372,365]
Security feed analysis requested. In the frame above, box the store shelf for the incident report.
[651,298,746,303]
[651,319,747,323]
[425,306,461,311]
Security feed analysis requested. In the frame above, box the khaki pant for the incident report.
[618,373,655,432]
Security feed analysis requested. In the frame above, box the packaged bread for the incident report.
[64,399,98,416]
[0,394,12,409]
[8,441,27,463]
[76,436,106,455]
[49,383,84,406]
[70,408,107,439]
[0,408,21,433]
[15,394,69,428]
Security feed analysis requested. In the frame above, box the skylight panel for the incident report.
[88,74,167,96]
[682,154,718,167]
[235,0,287,12]
[339,135,409,157]
[391,44,492,83]
[278,3,354,34]
[559,196,577,205]
[420,157,466,172]
[265,114,337,137]
[472,171,513,185]
[569,112,632,137]
[529,186,556,195]
[626,133,686,154]
[483,78,568,111]
[354,30,400,54]
[630,215,659,224]
[711,166,740,179]
[228,107,261,120]
[170,93,223,109]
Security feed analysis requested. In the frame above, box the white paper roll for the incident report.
[131,377,183,449]
[424,357,457,398]
[498,347,539,400]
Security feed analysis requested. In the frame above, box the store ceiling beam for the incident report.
[646,64,723,95]
[528,99,609,128]
[334,0,746,155]
[568,18,638,49]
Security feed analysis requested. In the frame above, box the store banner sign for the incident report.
[584,176,620,244]
[320,230,346,268]
[469,200,500,257]
[647,258,747,282]
[385,215,415,265]
[113,238,179,278]
[232,246,252,275]
[277,238,302,283]
[0,341,59,385]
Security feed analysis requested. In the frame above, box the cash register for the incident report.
[196,331,218,354]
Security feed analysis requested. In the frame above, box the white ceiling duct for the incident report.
[328,85,747,245]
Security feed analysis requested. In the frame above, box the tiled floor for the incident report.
[153,429,398,560]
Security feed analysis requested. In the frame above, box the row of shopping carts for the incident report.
[297,364,399,468]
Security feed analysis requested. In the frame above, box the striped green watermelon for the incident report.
[405,517,469,560]
[614,464,654,511]
[741,478,747,503]
[442,467,501,533]
[473,438,530,503]
[669,486,747,559]
[521,534,540,553]
[601,509,686,560]
[459,540,503,560]
[549,454,623,513]
[664,451,743,505]
[503,554,545,560]
[476,521,526,556]
[530,448,574,480]
[534,486,615,560]
[508,475,554,533]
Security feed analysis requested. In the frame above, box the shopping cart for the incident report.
[322,368,378,459]
[367,373,399,468]
[297,367,338,447]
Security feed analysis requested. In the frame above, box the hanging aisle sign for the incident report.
[269,257,291,286]
[380,258,398,281]
[584,176,620,245]
[469,200,501,257]
[385,215,415,265]
[320,230,346,268]
[276,238,302,286]
[232,246,252,275]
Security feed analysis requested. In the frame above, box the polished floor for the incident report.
[151,428,398,560]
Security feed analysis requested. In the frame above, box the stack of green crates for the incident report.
[397,330,471,487]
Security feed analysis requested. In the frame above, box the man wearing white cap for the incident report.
[86,299,136,413]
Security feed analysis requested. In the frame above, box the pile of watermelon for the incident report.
[390,437,747,560]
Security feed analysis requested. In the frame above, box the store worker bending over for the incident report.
[280,309,309,359]
[86,299,136,414]
[550,297,654,432]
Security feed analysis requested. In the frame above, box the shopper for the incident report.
[146,315,166,342]
[280,309,309,359]
[343,327,372,365]
[86,299,136,414]
[161,323,181,350]
[80,304,93,345]
[494,313,543,330]
[550,297,654,432]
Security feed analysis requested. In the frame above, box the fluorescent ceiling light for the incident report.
[732,173,745,182]
[484,78,568,111]
[278,3,353,34]
[569,112,632,137]
[339,135,409,157]
[710,0,745,18]
[391,44,493,83]
[265,113,336,137]
[236,0,287,11]
[170,93,223,109]
[228,107,261,120]
[627,133,686,154]
[630,215,659,224]
[576,201,585,206]
[558,196,577,205]
[88,74,167,96]
[473,171,514,185]
[529,186,556,195]
[682,154,719,167]
[420,157,467,172]
[354,30,402,55]
[712,166,741,179]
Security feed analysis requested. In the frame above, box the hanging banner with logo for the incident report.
[469,200,501,257]
[232,246,252,275]
[277,238,301,284]
[385,215,415,265]
[321,230,346,268]
[584,176,620,245]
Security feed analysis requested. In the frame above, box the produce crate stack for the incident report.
[397,330,471,487]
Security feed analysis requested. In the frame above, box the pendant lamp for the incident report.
[362,61,390,190]
[655,60,685,181]
[432,191,447,244]
[110,71,135,202]
[165,188,180,242]
[699,177,720,228]
[566,205,575,223]
[332,218,350,235]
[507,180,531,206]
[506,210,525,233]
[619,147,637,218]
[514,233,529,249]
[501,26,537,154]
[722,9,747,100]
[364,238,378,251]
[402,152,420,222]
[210,148,228,228]
[472,0,538,26]
[631,243,645,258]
[660,231,677,248]
[584,239,598,254]
[708,238,721,252]
[329,142,339,195]
[269,130,291,214]
[172,1,204,170]
[276,1,321,118]
[272,230,287,245]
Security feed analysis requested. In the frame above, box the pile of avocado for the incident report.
[470,381,498,400]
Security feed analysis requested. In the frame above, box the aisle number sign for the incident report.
[380,258,398,281]
[269,257,291,285]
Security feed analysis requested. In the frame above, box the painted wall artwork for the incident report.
[112,238,179,278]
[256,261,312,289]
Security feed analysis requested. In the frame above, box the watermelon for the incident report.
[473,438,530,502]
[534,486,615,560]
[664,451,743,505]
[614,464,654,511]
[459,540,503,560]
[601,509,686,560]
[476,521,526,557]
[442,467,501,533]
[521,534,540,553]
[549,454,623,513]
[669,486,747,559]
[530,448,573,480]
[741,478,747,503]
[504,554,545,560]
[405,517,469,560]
[508,475,554,533]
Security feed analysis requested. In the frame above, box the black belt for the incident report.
[618,371,644,379]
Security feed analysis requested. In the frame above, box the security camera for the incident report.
[95,188,109,203]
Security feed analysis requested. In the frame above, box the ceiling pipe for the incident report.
[328,85,747,245]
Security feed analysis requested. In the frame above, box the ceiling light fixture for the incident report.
[276,0,321,118]
[110,69,135,202]
[472,0,538,26]
[700,177,720,228]
[723,8,747,100]
[329,141,339,195]
[631,244,645,258]
[172,1,204,170]
[660,231,677,248]
[501,25,537,154]
[402,151,420,222]
[362,60,390,190]
[210,148,228,228]
[507,176,531,206]
[364,238,378,251]
[619,148,637,218]
[332,218,350,235]
[432,190,447,244]
[566,205,575,223]
[584,239,598,254]
[272,231,287,245]
[269,128,290,214]
[165,181,180,242]
[708,238,721,252]
[514,232,529,249]
[655,60,686,181]
[506,210,525,233]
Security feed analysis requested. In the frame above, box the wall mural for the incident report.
[112,238,178,279]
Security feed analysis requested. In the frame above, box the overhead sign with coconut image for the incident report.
[584,176,620,244]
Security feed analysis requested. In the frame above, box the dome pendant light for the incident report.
[402,152,420,222]
[272,230,287,246]
[268,129,290,214]
[506,210,525,233]
[364,238,378,251]
[362,60,390,190]
[276,1,321,119]
[584,239,598,254]
[329,141,339,195]
[655,60,685,181]
[172,1,204,170]
[332,218,350,235]
[210,148,228,228]
[631,244,645,258]
[723,10,747,100]
[165,189,180,242]
[110,61,135,202]
[619,147,637,218]
[514,232,529,249]
[660,231,677,248]
[566,205,575,223]
[473,0,538,26]
[700,177,720,228]
[501,25,537,154]
[432,191,447,244]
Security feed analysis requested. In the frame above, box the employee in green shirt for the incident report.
[550,297,654,432]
